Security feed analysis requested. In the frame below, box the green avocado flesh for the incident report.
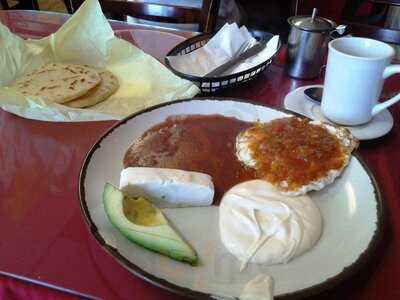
[103,183,198,265]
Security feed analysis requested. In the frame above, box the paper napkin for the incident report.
[167,23,280,77]
[0,0,199,122]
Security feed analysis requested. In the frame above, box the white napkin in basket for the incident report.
[167,23,280,77]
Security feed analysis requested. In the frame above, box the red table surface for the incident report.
[0,10,400,300]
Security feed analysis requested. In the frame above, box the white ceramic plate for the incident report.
[79,98,383,299]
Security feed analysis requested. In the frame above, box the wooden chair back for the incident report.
[65,0,221,33]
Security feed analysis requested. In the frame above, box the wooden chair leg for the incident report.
[0,0,10,9]
[200,0,221,33]
[63,0,84,13]
[63,0,74,13]
[32,0,39,10]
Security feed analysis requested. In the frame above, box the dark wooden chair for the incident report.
[64,0,221,33]
[344,21,400,44]
[235,0,297,42]
[339,0,400,45]
[368,0,400,6]
[342,0,388,24]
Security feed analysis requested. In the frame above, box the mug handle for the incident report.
[372,65,400,116]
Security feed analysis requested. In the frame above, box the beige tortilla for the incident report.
[12,63,101,103]
[65,70,119,108]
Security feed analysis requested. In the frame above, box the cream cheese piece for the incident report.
[240,274,274,300]
[219,180,322,268]
[119,167,214,208]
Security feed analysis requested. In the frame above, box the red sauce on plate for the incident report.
[123,115,256,204]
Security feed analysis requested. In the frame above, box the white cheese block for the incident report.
[119,167,214,208]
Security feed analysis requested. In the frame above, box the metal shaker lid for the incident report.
[288,9,336,32]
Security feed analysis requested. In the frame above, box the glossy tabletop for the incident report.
[1,9,400,300]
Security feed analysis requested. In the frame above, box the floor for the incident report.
[5,0,202,13]
[39,0,66,12]
[2,0,203,32]
[6,0,67,12]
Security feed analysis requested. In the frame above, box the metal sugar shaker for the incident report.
[285,9,336,79]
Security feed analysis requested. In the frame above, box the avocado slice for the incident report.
[103,183,198,265]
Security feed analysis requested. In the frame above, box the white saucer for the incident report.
[284,85,394,140]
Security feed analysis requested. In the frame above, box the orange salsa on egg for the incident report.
[246,117,345,191]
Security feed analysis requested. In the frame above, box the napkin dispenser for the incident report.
[284,9,336,79]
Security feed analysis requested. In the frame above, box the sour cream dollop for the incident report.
[219,180,322,269]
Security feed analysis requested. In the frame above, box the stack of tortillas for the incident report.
[11,63,119,108]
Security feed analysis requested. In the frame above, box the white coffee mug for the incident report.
[321,37,400,125]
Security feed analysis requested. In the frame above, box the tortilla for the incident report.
[65,70,119,108]
[12,63,101,103]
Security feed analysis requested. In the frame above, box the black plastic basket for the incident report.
[165,32,281,93]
